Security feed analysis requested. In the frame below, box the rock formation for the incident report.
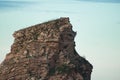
[0,17,93,80]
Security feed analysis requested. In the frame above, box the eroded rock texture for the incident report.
[0,17,93,80]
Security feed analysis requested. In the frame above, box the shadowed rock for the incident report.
[0,17,93,80]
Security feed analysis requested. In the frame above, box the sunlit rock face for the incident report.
[0,17,93,80]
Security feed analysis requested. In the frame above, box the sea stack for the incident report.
[0,17,93,80]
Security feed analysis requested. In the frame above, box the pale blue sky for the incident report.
[0,0,120,80]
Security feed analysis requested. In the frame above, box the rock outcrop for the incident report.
[0,17,93,80]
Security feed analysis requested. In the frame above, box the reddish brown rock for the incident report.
[0,17,93,80]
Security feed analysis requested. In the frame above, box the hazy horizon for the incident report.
[0,0,120,80]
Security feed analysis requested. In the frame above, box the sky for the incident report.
[0,0,120,80]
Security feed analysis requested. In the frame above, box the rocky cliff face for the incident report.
[0,17,93,80]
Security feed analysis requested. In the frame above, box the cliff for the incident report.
[0,17,93,80]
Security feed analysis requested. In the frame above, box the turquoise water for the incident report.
[0,0,120,80]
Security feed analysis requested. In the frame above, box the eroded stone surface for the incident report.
[0,17,93,80]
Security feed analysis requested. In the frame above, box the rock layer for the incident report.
[0,17,93,80]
